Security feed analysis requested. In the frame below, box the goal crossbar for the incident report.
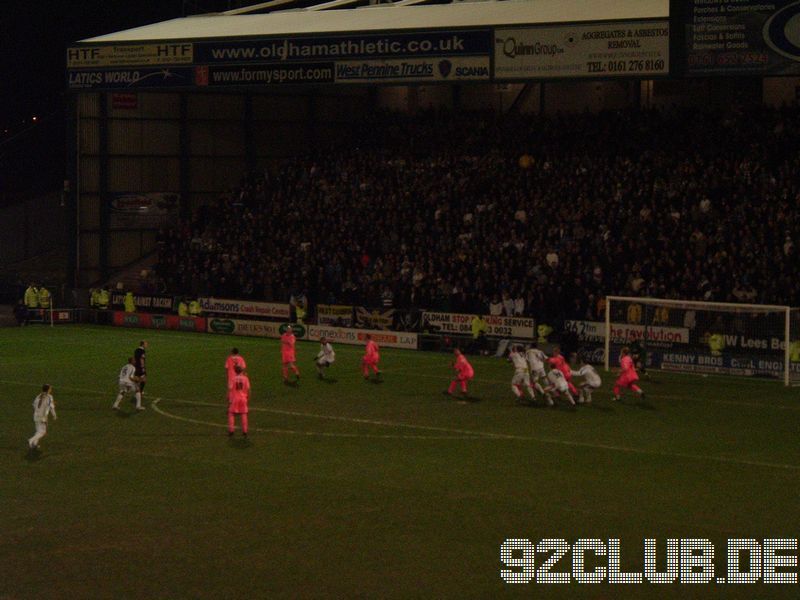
[604,296,795,386]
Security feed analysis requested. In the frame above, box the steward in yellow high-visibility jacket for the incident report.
[24,285,39,309]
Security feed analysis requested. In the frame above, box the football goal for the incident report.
[603,297,800,386]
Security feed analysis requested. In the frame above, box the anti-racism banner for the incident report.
[198,297,290,320]
[207,317,285,339]
[108,193,179,229]
[422,311,535,339]
[307,325,418,350]
[354,307,395,330]
[110,292,175,312]
[111,311,205,332]
[494,20,669,80]
[564,320,691,346]
[675,0,800,75]
[317,304,354,327]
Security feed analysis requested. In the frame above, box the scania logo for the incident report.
[210,319,235,334]
[764,1,800,61]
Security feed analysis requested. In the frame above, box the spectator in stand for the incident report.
[154,106,800,321]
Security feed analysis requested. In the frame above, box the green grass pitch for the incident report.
[1,324,799,599]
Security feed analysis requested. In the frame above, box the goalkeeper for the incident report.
[630,339,648,378]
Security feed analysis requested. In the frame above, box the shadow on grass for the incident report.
[320,377,338,384]
[227,436,252,449]
[24,448,44,462]
[585,403,616,413]
[367,378,384,385]
[283,380,300,388]
[114,410,133,419]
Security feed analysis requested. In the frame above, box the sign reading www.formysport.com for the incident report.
[494,20,669,79]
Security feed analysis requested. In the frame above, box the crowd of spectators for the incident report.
[155,105,800,323]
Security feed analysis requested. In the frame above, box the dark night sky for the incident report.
[1,1,254,195]
[2,1,187,127]
[1,1,258,128]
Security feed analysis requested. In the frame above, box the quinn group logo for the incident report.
[495,36,565,59]
[764,1,800,61]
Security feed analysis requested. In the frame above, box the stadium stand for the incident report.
[155,105,800,322]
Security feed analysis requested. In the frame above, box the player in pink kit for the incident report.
[228,365,251,437]
[613,347,645,401]
[548,346,579,396]
[224,347,246,385]
[447,348,474,397]
[281,326,300,383]
[362,334,381,380]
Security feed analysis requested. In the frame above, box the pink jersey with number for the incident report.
[228,374,251,413]
[281,332,296,363]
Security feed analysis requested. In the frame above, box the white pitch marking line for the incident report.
[150,398,481,440]
[154,396,800,472]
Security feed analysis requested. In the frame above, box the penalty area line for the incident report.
[150,398,485,440]
[153,397,800,471]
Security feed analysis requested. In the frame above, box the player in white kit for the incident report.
[571,357,602,404]
[544,368,576,406]
[525,343,551,400]
[113,357,143,411]
[509,345,537,402]
[315,337,336,379]
[28,384,57,450]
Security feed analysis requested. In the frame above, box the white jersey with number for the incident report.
[525,348,547,377]
[572,365,602,388]
[317,342,335,364]
[119,364,136,385]
[546,369,569,393]
[32,393,56,422]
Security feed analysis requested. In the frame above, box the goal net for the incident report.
[604,297,799,386]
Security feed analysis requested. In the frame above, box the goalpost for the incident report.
[604,297,800,386]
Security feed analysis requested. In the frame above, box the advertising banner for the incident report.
[198,297,290,319]
[67,67,196,90]
[207,318,285,339]
[494,20,669,79]
[68,30,491,89]
[67,43,194,69]
[111,311,205,332]
[307,325,418,350]
[111,292,175,312]
[676,0,800,75]
[317,304,354,327]
[564,320,691,346]
[334,56,489,83]
[422,312,535,339]
[651,350,800,378]
[108,193,179,230]
[194,30,491,64]
[354,307,395,330]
